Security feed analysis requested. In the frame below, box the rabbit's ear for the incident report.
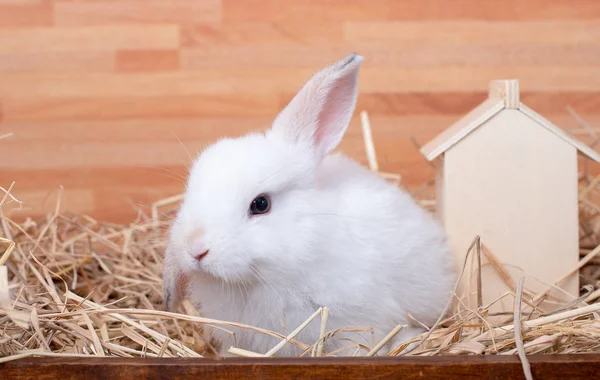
[271,53,364,157]
[162,247,188,311]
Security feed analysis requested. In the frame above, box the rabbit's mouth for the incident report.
[192,257,259,286]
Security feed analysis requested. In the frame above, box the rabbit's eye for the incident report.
[250,194,271,215]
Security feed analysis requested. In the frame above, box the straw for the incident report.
[366,324,406,356]
[360,110,379,172]
[315,307,329,357]
[360,110,402,184]
[514,276,533,380]
[263,307,323,357]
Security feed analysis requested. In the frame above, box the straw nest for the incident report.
[1,111,599,371]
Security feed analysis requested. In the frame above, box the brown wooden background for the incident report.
[1,0,600,222]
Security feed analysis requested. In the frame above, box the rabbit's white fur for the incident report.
[163,53,456,356]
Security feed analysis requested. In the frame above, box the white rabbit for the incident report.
[162,53,456,357]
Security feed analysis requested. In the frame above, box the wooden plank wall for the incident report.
[1,0,600,222]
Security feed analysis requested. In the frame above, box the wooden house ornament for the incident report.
[420,79,600,312]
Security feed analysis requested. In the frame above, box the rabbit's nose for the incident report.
[195,249,209,261]
[190,237,209,261]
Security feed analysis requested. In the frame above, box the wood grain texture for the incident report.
[0,25,181,53]
[0,0,599,221]
[54,0,221,26]
[116,50,180,72]
[1,355,600,380]
[0,0,52,28]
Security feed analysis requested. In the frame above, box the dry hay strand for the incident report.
[1,110,600,365]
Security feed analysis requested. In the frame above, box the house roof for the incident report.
[420,79,600,162]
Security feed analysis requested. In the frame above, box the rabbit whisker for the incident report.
[250,265,282,305]
[169,129,193,172]
[141,165,188,183]
[235,273,251,302]
[258,166,287,185]
[297,212,363,220]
